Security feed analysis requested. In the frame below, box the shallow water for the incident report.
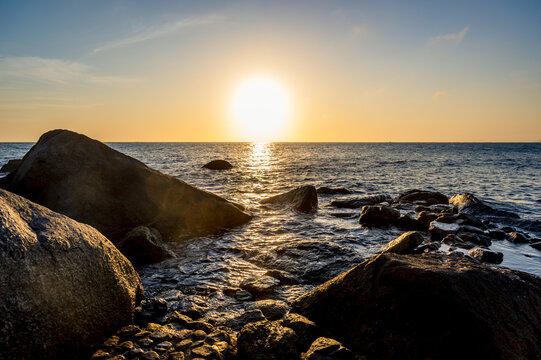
[1,142,540,322]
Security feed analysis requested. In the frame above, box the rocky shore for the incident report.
[1,130,540,359]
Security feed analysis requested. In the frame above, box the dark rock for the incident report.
[261,185,318,213]
[0,158,22,173]
[251,299,290,320]
[265,269,300,285]
[282,313,321,351]
[428,221,460,241]
[0,189,143,360]
[381,231,424,255]
[330,195,391,209]
[329,212,357,219]
[292,252,541,359]
[393,214,425,230]
[457,231,491,247]
[468,248,504,264]
[202,159,233,170]
[530,241,541,251]
[396,189,449,205]
[413,241,441,253]
[359,205,400,227]
[240,276,280,298]
[441,234,475,250]
[303,337,360,360]
[1,129,251,244]
[488,229,508,240]
[317,187,351,195]
[135,298,168,325]
[434,214,458,224]
[509,231,530,244]
[237,320,300,360]
[456,213,486,229]
[235,289,253,301]
[449,193,519,218]
[417,211,438,228]
[116,226,175,266]
[226,309,266,331]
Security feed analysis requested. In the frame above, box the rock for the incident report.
[457,231,491,247]
[358,205,400,227]
[292,252,541,359]
[135,298,169,325]
[240,276,280,298]
[1,130,251,244]
[468,248,504,264]
[225,309,266,331]
[428,221,460,241]
[202,159,233,170]
[393,214,425,230]
[509,231,530,244]
[261,185,318,213]
[449,193,519,218]
[0,158,22,173]
[330,195,391,209]
[251,299,290,320]
[237,320,300,360]
[530,241,541,251]
[488,229,508,240]
[0,189,144,360]
[396,189,449,205]
[282,313,321,351]
[265,269,300,285]
[303,337,360,360]
[417,211,438,228]
[441,234,475,250]
[381,231,424,255]
[116,226,175,266]
[317,187,351,195]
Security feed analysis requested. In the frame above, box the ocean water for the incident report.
[1,142,540,322]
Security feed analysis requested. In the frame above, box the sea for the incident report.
[1,142,540,322]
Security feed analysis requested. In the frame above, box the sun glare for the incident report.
[230,76,291,142]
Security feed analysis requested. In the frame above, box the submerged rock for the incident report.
[202,159,233,170]
[397,189,449,205]
[359,204,400,227]
[116,226,175,266]
[0,189,143,360]
[237,320,300,360]
[428,221,460,240]
[261,185,318,213]
[508,231,530,244]
[330,195,391,209]
[317,186,352,195]
[382,231,424,255]
[0,158,22,173]
[1,130,251,246]
[292,252,541,359]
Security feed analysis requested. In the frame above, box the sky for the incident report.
[1,0,540,142]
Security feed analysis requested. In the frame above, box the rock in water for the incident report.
[202,159,233,170]
[303,337,359,360]
[0,159,22,173]
[292,252,541,359]
[468,248,504,264]
[449,193,519,218]
[358,204,400,226]
[261,185,318,213]
[1,130,251,244]
[316,186,352,195]
[0,189,143,360]
[382,231,424,254]
[396,189,449,205]
[237,320,300,360]
[116,226,175,266]
[330,194,391,209]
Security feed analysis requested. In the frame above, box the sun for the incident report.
[230,76,291,142]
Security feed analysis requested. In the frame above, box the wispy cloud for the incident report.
[0,56,135,85]
[92,14,223,54]
[428,26,469,46]
[432,90,449,100]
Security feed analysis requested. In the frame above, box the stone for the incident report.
[292,252,541,359]
[358,205,400,227]
[168,352,185,360]
[235,289,253,301]
[191,345,216,357]
[225,309,266,331]
[265,269,300,285]
[303,337,359,360]
[468,248,504,264]
[449,193,519,218]
[330,195,391,209]
[381,231,424,255]
[393,214,425,231]
[530,241,541,251]
[167,311,193,328]
[192,330,207,340]
[396,189,449,205]
[0,189,144,360]
[1,130,251,245]
[282,313,321,350]
[488,229,508,240]
[509,231,530,244]
[317,187,351,195]
[251,299,290,320]
[116,226,175,266]
[141,351,160,360]
[261,185,318,213]
[202,159,233,170]
[237,320,300,360]
[417,211,439,228]
[240,276,280,297]
[428,221,460,241]
[0,158,22,173]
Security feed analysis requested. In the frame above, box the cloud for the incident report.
[92,14,223,54]
[428,26,469,46]
[432,91,449,100]
[0,56,135,85]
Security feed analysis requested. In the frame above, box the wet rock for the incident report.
[265,269,300,285]
[441,234,475,250]
[235,289,253,301]
[330,195,391,209]
[417,211,438,228]
[0,158,22,173]
[116,226,175,266]
[251,299,290,320]
[359,204,400,227]
[414,241,441,253]
[282,313,321,350]
[434,214,458,224]
[530,241,541,251]
[468,248,504,264]
[397,189,449,205]
[488,229,508,240]
[292,252,541,359]
[381,231,424,255]
[166,311,193,328]
[1,129,251,245]
[393,214,425,230]
[449,193,519,218]
[329,212,357,218]
[509,231,530,244]
[202,159,233,170]
[457,231,491,247]
[135,298,168,325]
[240,275,280,297]
[225,309,266,331]
[237,320,300,360]
[0,189,143,360]
[261,185,318,213]
[317,186,351,195]
[456,213,486,229]
[428,221,460,241]
[303,337,360,360]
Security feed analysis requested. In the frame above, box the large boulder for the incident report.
[397,189,449,205]
[202,159,233,170]
[292,252,541,360]
[0,189,144,360]
[449,193,519,219]
[381,231,424,254]
[0,159,22,173]
[0,130,251,244]
[261,185,318,213]
[358,204,400,227]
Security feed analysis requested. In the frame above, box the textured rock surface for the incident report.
[0,189,144,360]
[237,320,300,360]
[202,159,233,170]
[317,187,351,195]
[397,189,449,205]
[0,158,22,173]
[292,252,541,360]
[330,195,391,209]
[303,337,360,360]
[1,130,251,243]
[358,205,400,227]
[116,226,175,266]
[382,231,424,254]
[261,185,318,213]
